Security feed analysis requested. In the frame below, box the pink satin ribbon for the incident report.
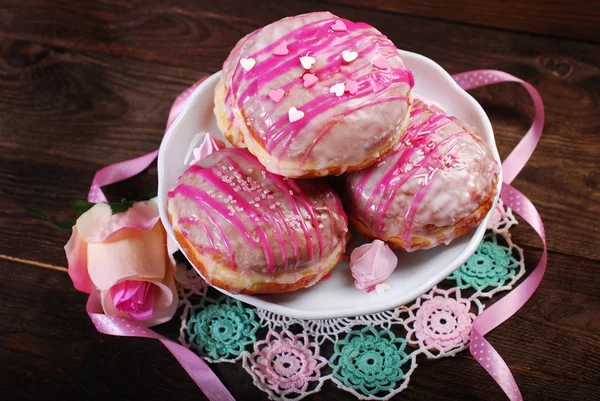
[453,70,546,401]
[85,69,546,401]
[86,293,234,401]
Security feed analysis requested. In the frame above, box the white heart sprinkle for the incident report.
[240,57,256,71]
[288,107,304,123]
[342,50,358,63]
[299,55,316,70]
[329,83,345,97]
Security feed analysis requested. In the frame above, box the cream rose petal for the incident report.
[87,223,167,290]
[77,201,160,244]
[147,271,178,326]
[64,226,95,294]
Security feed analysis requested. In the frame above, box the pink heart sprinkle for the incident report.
[274,43,289,56]
[346,80,358,95]
[303,73,319,88]
[331,20,347,32]
[268,88,285,102]
[373,56,389,70]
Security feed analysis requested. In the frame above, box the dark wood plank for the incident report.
[317,0,600,43]
[2,260,599,401]
[1,2,599,400]
[1,1,599,261]
[3,1,600,68]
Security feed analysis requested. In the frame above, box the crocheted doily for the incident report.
[176,200,524,400]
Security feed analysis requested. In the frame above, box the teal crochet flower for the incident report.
[448,232,520,291]
[187,296,259,359]
[330,326,409,396]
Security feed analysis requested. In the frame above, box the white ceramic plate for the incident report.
[158,50,502,319]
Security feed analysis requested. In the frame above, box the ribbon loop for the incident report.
[453,70,545,184]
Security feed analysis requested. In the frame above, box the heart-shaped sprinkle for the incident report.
[288,107,304,123]
[268,88,285,102]
[240,57,256,71]
[373,56,388,70]
[331,20,347,32]
[274,43,289,56]
[329,83,345,97]
[342,50,358,63]
[346,80,358,95]
[299,55,316,69]
[303,73,319,88]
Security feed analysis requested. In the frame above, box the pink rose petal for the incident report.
[373,56,389,70]
[190,132,226,165]
[331,20,347,32]
[303,73,319,88]
[268,88,285,102]
[350,240,398,291]
[109,280,155,320]
[346,80,358,95]
[273,43,289,56]
[100,261,177,327]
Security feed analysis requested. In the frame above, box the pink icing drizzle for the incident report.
[350,108,472,239]
[169,148,344,272]
[225,15,414,160]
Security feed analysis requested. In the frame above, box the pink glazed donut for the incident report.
[167,148,349,294]
[344,102,500,251]
[214,12,414,178]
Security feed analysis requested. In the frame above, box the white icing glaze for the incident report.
[218,12,414,177]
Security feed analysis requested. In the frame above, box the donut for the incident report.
[343,102,500,251]
[167,147,349,294]
[214,11,414,178]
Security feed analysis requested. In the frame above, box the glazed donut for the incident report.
[214,11,414,178]
[167,147,349,294]
[344,102,500,251]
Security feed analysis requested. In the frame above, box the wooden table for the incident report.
[1,1,599,400]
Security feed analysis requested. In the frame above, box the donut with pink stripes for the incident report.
[344,100,500,251]
[214,12,414,178]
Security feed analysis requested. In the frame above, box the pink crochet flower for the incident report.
[487,198,518,233]
[246,329,327,396]
[403,287,475,355]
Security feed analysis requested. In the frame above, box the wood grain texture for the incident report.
[316,0,600,43]
[2,258,599,401]
[1,1,599,261]
[0,1,599,400]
